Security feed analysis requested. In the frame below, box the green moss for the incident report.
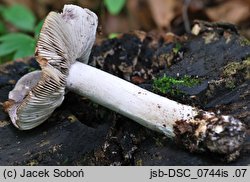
[239,37,250,46]
[222,58,250,89]
[108,33,120,39]
[222,58,250,79]
[172,43,182,54]
[225,79,236,89]
[153,74,200,95]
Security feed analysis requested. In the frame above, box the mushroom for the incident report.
[4,5,246,161]
[4,5,98,130]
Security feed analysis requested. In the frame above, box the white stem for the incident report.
[6,60,245,160]
[67,61,199,137]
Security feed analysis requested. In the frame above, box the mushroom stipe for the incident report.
[3,5,246,162]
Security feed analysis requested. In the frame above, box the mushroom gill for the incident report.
[4,5,98,130]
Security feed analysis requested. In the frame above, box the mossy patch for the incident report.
[205,58,249,98]
[239,37,250,46]
[153,74,200,95]
[222,58,250,79]
[222,59,249,89]
[172,43,182,54]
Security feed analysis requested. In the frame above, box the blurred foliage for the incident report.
[0,33,35,60]
[34,20,44,39]
[172,43,182,54]
[108,32,120,39]
[0,21,6,35]
[0,4,43,64]
[1,4,36,32]
[104,0,126,15]
[0,0,249,63]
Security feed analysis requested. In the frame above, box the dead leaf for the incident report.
[127,0,155,31]
[206,0,250,24]
[147,0,182,29]
[131,76,146,84]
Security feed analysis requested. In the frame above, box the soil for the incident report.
[0,21,249,165]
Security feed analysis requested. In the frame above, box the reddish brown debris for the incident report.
[174,111,246,162]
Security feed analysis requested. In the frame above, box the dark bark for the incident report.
[0,21,249,165]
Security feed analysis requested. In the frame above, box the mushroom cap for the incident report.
[4,5,98,130]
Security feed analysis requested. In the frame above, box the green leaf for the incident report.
[0,5,5,13]
[0,54,13,64]
[173,43,182,54]
[104,0,126,15]
[108,33,119,39]
[34,19,44,39]
[0,22,7,35]
[2,4,36,32]
[0,33,35,59]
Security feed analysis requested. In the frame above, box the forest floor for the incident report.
[0,21,249,165]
